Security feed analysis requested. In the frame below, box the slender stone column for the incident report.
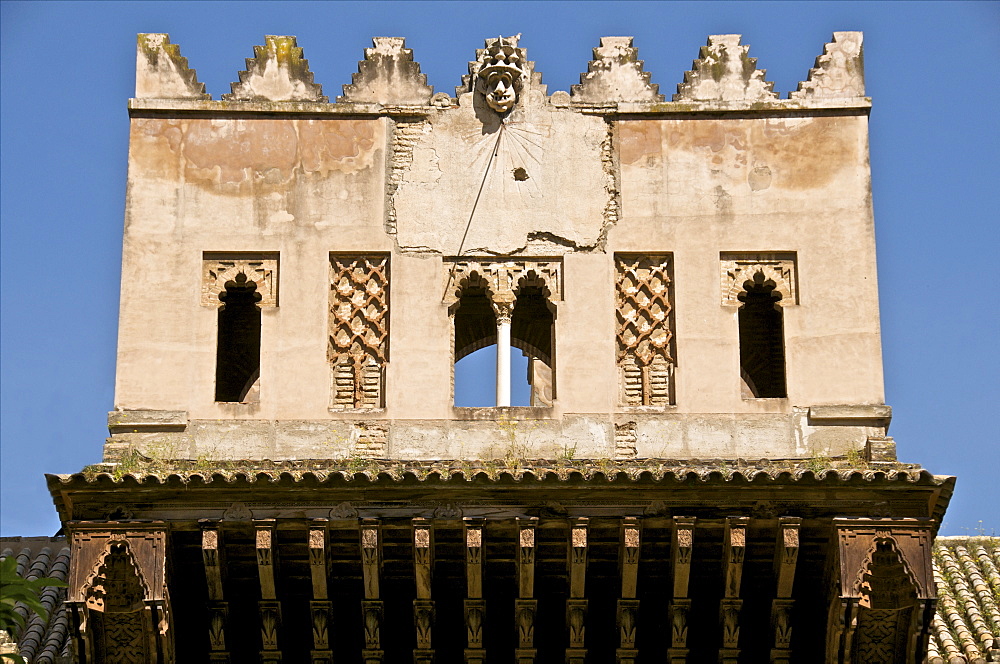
[495,302,514,406]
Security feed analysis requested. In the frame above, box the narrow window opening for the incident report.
[451,271,554,407]
[215,272,261,402]
[738,271,786,398]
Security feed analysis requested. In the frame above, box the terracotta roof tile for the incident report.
[927,537,1000,663]
[0,538,72,664]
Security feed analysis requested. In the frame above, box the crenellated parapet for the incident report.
[789,31,865,99]
[135,33,209,100]
[131,32,872,113]
[222,35,327,102]
[674,34,777,103]
[571,37,663,103]
[339,37,435,105]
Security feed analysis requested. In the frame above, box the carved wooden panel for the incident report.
[329,255,389,409]
[616,254,674,405]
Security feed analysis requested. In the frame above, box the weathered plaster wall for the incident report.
[110,32,888,464]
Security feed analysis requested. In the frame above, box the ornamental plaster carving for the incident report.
[616,255,674,406]
[329,256,389,409]
[444,260,562,306]
[202,256,278,307]
[721,253,797,305]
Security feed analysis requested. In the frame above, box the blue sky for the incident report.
[1,1,997,537]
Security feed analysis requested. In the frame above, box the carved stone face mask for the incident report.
[483,71,517,113]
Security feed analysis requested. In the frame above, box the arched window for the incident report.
[449,263,557,407]
[737,271,786,398]
[215,273,262,402]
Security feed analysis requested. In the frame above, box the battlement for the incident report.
[133,32,868,112]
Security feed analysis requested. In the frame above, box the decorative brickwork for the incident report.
[329,256,389,409]
[616,255,673,405]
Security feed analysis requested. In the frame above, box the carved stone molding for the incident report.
[202,255,278,307]
[329,255,389,410]
[721,252,797,306]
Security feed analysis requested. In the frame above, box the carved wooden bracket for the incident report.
[668,516,695,662]
[464,518,486,664]
[720,517,748,663]
[308,521,332,663]
[771,517,801,663]
[255,521,280,660]
[200,522,229,659]
[514,598,537,664]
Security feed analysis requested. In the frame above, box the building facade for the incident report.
[42,32,960,662]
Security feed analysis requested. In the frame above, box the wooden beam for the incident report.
[567,517,588,664]
[412,518,435,664]
[770,517,800,663]
[516,517,538,664]
[308,521,332,664]
[255,520,281,662]
[200,522,229,662]
[668,517,695,664]
[617,517,640,664]
[359,519,383,664]
[464,518,485,664]
[719,517,748,664]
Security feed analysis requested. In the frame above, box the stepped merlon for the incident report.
[790,31,865,99]
[674,34,777,102]
[135,33,210,100]
[571,37,663,103]
[223,35,327,102]
[339,37,434,105]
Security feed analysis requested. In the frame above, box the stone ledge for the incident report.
[108,409,188,433]
[808,404,892,423]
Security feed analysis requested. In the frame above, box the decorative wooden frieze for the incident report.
[308,523,332,663]
[617,518,641,664]
[771,518,800,663]
[360,520,383,663]
[720,253,797,306]
[516,518,538,664]
[329,255,390,409]
[66,525,172,664]
[616,255,674,406]
[255,521,281,661]
[668,517,695,663]
[828,518,936,664]
[202,254,279,307]
[464,518,485,664]
[567,518,589,664]
[720,517,748,663]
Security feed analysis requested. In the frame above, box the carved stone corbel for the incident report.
[719,517,748,664]
[200,522,229,662]
[308,522,332,664]
[617,518,641,664]
[255,521,280,662]
[412,518,435,664]
[359,519,383,664]
[516,518,537,664]
[464,518,485,664]
[771,517,800,663]
[668,517,695,663]
[566,517,588,664]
